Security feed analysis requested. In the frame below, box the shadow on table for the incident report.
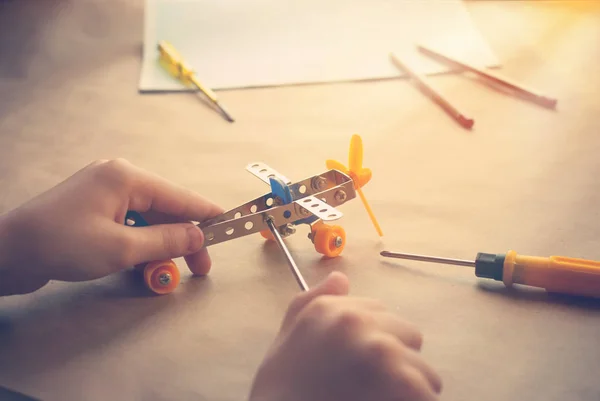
[0,385,40,401]
[381,258,600,310]
[0,269,214,380]
[475,282,600,310]
[0,0,70,80]
[0,0,144,120]
[259,239,351,273]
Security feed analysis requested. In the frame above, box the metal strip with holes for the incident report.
[199,169,354,227]
[199,202,301,246]
[296,196,343,221]
[246,162,292,185]
[198,169,356,247]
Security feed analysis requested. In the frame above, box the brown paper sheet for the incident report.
[1,1,600,400]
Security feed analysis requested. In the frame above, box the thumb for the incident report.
[121,223,205,266]
[280,271,349,330]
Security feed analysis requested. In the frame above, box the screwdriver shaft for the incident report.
[190,77,235,123]
[266,217,309,291]
[214,102,235,123]
[380,251,476,267]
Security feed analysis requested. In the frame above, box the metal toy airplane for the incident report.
[125,135,383,295]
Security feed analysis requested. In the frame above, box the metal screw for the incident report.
[158,272,172,286]
[334,190,347,203]
[312,176,327,191]
[334,236,343,248]
[280,224,296,237]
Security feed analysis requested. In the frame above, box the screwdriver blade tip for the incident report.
[216,104,235,123]
[222,112,235,123]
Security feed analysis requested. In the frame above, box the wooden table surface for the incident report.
[1,1,599,400]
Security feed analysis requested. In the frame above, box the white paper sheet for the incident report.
[139,0,499,92]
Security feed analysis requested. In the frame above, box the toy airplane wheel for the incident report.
[143,260,180,295]
[312,223,346,258]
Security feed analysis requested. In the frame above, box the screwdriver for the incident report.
[157,40,235,123]
[380,250,600,298]
[266,216,309,291]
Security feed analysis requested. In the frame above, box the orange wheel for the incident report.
[143,260,180,295]
[312,224,346,258]
[260,229,275,241]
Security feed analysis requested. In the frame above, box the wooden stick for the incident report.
[390,53,474,130]
[417,44,557,109]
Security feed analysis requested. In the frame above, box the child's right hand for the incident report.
[249,271,442,401]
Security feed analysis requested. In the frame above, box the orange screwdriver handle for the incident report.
[503,250,600,298]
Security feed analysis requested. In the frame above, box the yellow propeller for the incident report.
[326,135,383,237]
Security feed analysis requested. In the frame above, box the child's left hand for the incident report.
[0,159,224,296]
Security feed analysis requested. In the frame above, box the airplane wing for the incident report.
[246,162,292,185]
[246,162,344,222]
[295,196,343,221]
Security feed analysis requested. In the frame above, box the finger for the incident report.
[280,271,350,331]
[118,223,205,267]
[374,312,424,350]
[130,210,212,276]
[395,363,440,401]
[401,347,443,394]
[184,247,212,276]
[129,211,214,275]
[128,167,224,222]
[0,271,49,296]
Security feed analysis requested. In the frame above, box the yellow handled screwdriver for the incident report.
[157,40,234,123]
[380,250,600,298]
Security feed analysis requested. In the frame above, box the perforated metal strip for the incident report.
[198,169,357,247]
[246,162,292,185]
[294,196,343,221]
[199,203,301,247]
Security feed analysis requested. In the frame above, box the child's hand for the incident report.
[0,159,224,296]
[249,272,442,401]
